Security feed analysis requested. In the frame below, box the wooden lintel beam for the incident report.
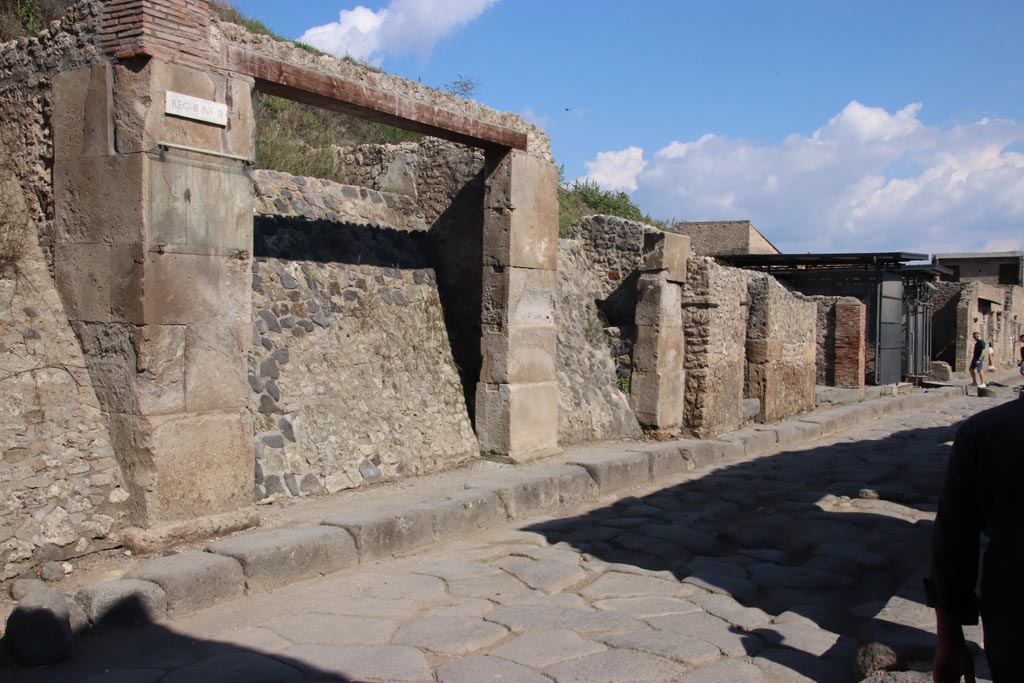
[225,45,527,152]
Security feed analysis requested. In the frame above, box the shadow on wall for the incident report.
[427,169,486,418]
[1,596,352,682]
[253,216,432,269]
[525,423,970,680]
[254,166,487,420]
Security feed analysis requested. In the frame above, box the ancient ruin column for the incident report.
[630,233,689,430]
[833,298,866,389]
[52,1,258,547]
[476,149,560,461]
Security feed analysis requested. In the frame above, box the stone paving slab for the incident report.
[488,628,606,667]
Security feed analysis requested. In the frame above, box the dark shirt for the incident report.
[925,394,1024,624]
[971,339,987,362]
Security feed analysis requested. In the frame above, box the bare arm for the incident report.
[932,608,975,683]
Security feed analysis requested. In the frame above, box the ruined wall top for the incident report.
[210,18,550,158]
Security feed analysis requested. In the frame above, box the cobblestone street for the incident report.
[7,393,1013,683]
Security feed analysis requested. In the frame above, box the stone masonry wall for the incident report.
[249,171,478,500]
[565,215,659,301]
[556,239,642,445]
[331,138,486,406]
[807,296,841,385]
[0,2,132,579]
[683,258,750,438]
[930,281,963,369]
[744,275,817,422]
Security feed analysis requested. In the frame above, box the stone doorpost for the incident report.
[52,48,258,547]
[475,149,560,462]
[630,232,689,430]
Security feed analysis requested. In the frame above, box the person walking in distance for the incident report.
[1019,334,1024,375]
[968,332,987,388]
[927,389,1024,682]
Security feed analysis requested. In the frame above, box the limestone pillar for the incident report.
[476,149,559,461]
[53,56,258,547]
[630,233,689,430]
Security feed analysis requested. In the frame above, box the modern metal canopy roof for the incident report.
[716,252,929,271]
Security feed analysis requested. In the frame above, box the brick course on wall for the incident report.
[833,298,866,388]
[100,0,210,67]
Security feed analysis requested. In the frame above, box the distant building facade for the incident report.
[673,220,780,257]
[933,251,1023,286]
[930,252,1024,376]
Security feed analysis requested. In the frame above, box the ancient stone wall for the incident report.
[744,275,817,422]
[0,1,131,579]
[563,215,661,399]
[952,282,1011,375]
[929,281,963,369]
[564,215,659,302]
[331,138,486,405]
[807,296,840,385]
[556,239,642,444]
[1003,286,1024,369]
[682,258,750,437]
[935,256,1023,286]
[249,171,478,499]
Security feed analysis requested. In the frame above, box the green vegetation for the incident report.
[558,179,663,235]
[208,1,422,177]
[209,1,326,56]
[1,0,74,41]
[255,94,422,180]
[443,74,480,99]
[616,376,631,394]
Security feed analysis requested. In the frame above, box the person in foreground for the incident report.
[926,389,1023,682]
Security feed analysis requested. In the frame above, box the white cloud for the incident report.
[582,101,1024,253]
[577,146,647,192]
[300,0,499,64]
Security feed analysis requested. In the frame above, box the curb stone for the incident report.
[207,525,359,592]
[124,551,244,618]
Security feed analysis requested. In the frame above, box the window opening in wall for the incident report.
[998,263,1018,285]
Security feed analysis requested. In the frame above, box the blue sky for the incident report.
[233,0,1024,253]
